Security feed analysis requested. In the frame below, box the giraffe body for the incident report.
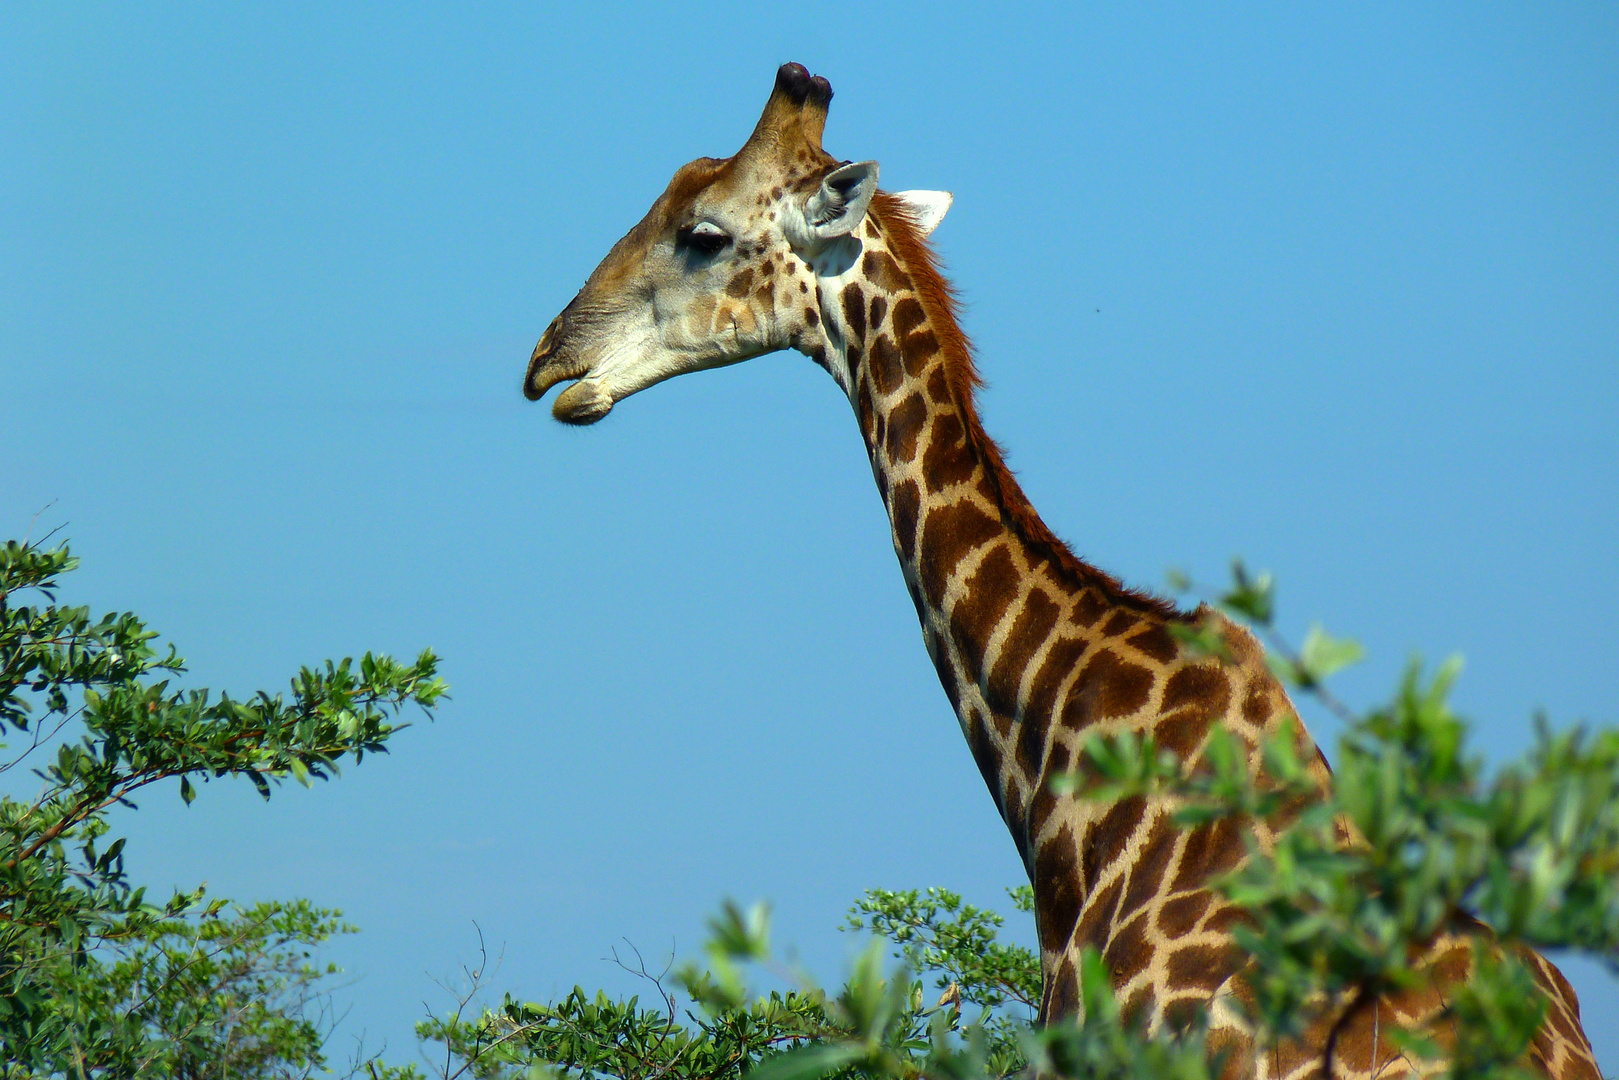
[521,64,1600,1080]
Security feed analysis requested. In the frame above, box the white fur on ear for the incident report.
[893,190,953,236]
[789,160,880,249]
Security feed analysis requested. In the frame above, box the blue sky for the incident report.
[4,2,1615,1069]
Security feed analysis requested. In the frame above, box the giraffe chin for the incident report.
[552,380,614,425]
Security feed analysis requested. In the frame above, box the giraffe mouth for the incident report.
[524,326,611,423]
[524,362,611,424]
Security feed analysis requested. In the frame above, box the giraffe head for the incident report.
[523,63,950,423]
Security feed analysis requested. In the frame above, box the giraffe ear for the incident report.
[789,160,879,248]
[893,191,952,236]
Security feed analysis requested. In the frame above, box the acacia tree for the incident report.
[407,565,1617,1080]
[0,537,447,1077]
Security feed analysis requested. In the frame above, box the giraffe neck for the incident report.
[812,195,1183,846]
[809,194,1297,1025]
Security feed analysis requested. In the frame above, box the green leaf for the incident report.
[1264,651,1305,687]
[1076,947,1117,1023]
[1220,559,1276,626]
[1298,624,1365,683]
[1168,622,1233,663]
[744,1042,863,1080]
[707,899,771,962]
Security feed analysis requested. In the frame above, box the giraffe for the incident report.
[520,64,1601,1080]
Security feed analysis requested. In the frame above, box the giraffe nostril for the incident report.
[532,316,563,362]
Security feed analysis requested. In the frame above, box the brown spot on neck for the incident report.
[839,283,867,342]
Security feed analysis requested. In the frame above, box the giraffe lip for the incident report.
[523,354,589,403]
[526,363,612,424]
[522,334,612,422]
[551,379,614,424]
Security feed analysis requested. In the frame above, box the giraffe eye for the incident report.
[680,221,730,256]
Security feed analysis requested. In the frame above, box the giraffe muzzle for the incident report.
[523,315,616,424]
[524,313,594,408]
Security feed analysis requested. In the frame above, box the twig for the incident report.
[608,937,685,1078]
[1321,983,1376,1080]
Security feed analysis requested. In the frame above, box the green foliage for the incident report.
[682,901,1215,1080]
[842,886,1038,1068]
[459,984,838,1080]
[413,890,1221,1080]
[20,898,357,1079]
[0,537,446,1076]
[844,887,1040,1011]
[412,902,846,1080]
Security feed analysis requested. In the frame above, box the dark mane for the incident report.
[870,191,1184,623]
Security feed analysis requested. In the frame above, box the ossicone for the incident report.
[773,62,833,110]
[741,62,836,162]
